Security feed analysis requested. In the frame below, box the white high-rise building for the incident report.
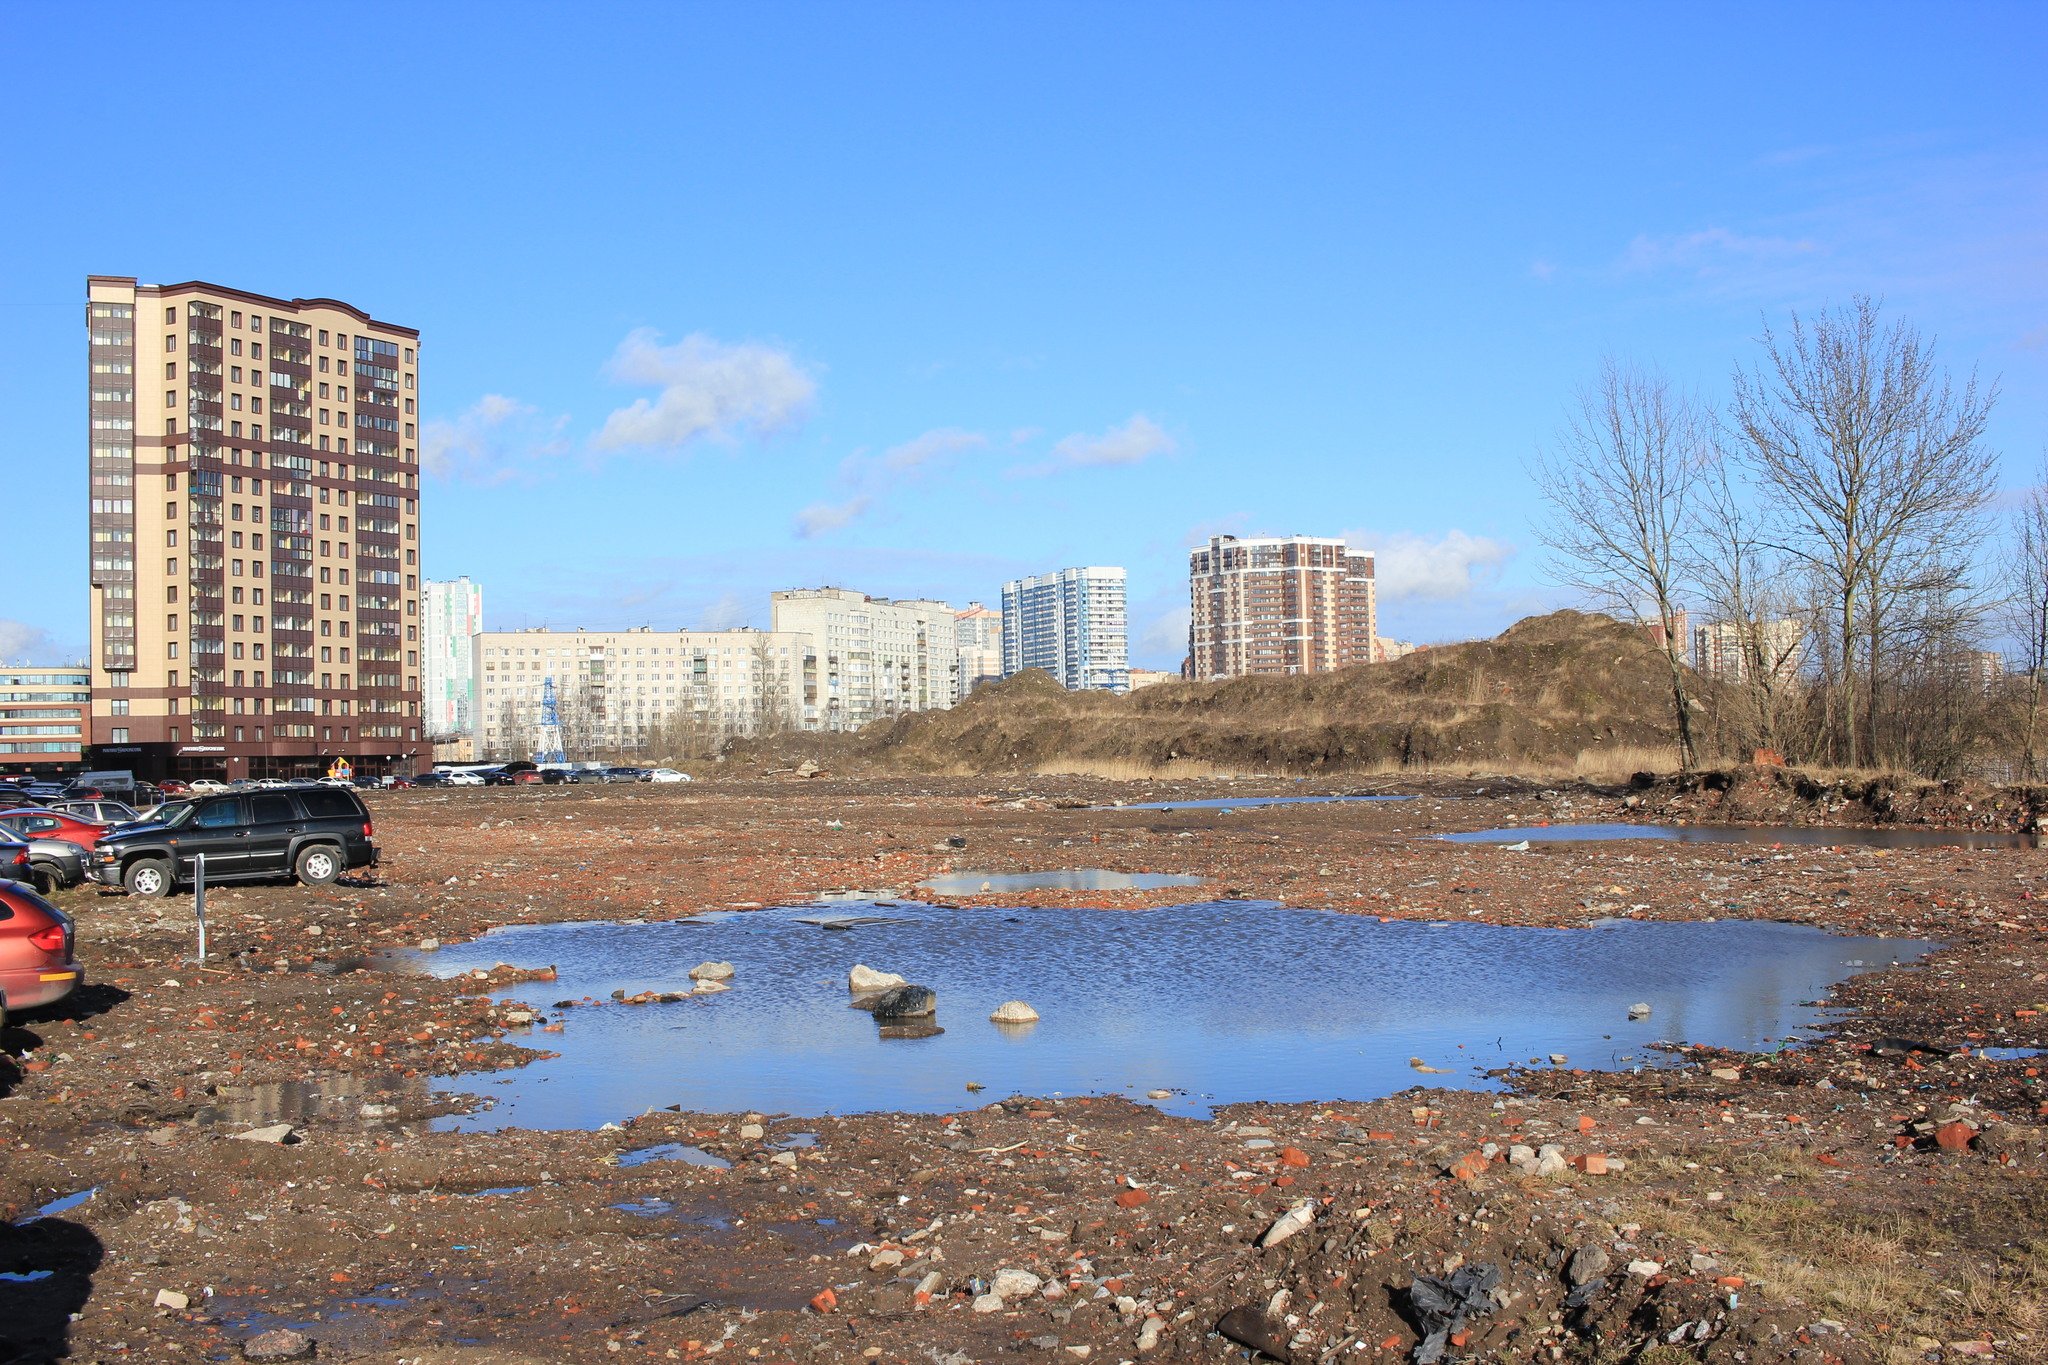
[422,577,482,737]
[1001,566,1129,693]
[770,588,959,730]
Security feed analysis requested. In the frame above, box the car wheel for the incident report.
[32,864,62,895]
[124,858,173,898]
[295,844,342,886]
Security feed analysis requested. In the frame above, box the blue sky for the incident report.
[3,2,2044,668]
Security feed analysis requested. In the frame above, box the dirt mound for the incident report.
[847,609,1699,775]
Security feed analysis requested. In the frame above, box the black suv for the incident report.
[90,787,379,897]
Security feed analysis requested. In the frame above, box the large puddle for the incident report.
[400,903,1931,1129]
[1441,822,2038,850]
[1097,794,1413,811]
[919,869,1210,895]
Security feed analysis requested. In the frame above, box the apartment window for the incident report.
[110,727,129,743]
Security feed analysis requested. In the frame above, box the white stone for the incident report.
[689,961,735,981]
[770,1150,799,1166]
[1626,1260,1663,1278]
[849,964,907,993]
[972,1293,1005,1313]
[691,979,730,994]
[738,1123,764,1139]
[992,1268,1044,1300]
[232,1124,295,1144]
[154,1289,190,1310]
[870,1248,904,1270]
[989,1000,1040,1024]
[1627,1002,1652,1020]
[1258,1200,1318,1249]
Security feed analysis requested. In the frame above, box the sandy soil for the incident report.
[2,775,2043,1365]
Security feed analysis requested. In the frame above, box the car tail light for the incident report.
[8,850,23,865]
[362,819,374,838]
[27,925,65,953]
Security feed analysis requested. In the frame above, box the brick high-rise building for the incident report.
[84,276,427,782]
[1187,534,1376,679]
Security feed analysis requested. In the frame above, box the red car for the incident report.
[158,779,192,794]
[0,809,110,851]
[0,880,81,1021]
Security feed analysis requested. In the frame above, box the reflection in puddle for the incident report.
[410,903,1933,1127]
[920,869,1210,894]
[618,1142,732,1169]
[212,1277,495,1357]
[1440,822,2037,849]
[28,1188,96,1220]
[196,1072,433,1130]
[1101,794,1413,811]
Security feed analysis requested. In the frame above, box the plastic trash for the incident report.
[1410,1262,1501,1363]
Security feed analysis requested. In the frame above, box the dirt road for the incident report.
[2,776,2042,1365]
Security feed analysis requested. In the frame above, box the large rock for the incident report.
[991,1268,1043,1300]
[689,961,735,981]
[866,984,937,1020]
[243,1329,316,1360]
[989,1000,1039,1024]
[849,964,906,993]
[1567,1245,1611,1287]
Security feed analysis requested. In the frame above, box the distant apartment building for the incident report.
[1187,535,1376,679]
[1376,638,1422,662]
[955,602,1004,694]
[83,275,426,782]
[1000,567,1130,693]
[770,589,959,730]
[0,666,92,776]
[474,626,813,760]
[1692,617,1803,684]
[1126,668,1181,691]
[423,577,483,739]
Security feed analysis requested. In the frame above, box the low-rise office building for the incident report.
[0,667,92,776]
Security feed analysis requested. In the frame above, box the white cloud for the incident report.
[594,328,815,452]
[1012,414,1176,477]
[793,427,989,538]
[1346,529,1515,602]
[1615,227,1819,275]
[794,495,873,539]
[421,395,570,484]
[880,427,987,472]
[1140,604,1191,658]
[0,618,59,663]
[697,592,754,631]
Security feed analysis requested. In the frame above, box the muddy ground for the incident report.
[2,774,2044,1365]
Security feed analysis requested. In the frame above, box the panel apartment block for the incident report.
[1187,534,1376,679]
[770,589,959,730]
[1000,567,1129,693]
[85,276,426,782]
[474,627,813,760]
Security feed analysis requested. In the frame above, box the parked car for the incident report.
[645,768,692,783]
[511,769,546,784]
[410,772,452,787]
[186,779,229,794]
[0,880,82,1022]
[384,775,415,789]
[91,786,379,897]
[49,799,143,827]
[0,830,37,887]
[443,771,485,787]
[0,809,111,852]
[158,779,192,794]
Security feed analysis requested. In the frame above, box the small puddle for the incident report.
[1440,823,2037,849]
[617,1143,732,1169]
[1098,794,1413,811]
[195,1071,440,1130]
[407,904,1933,1127]
[919,869,1210,894]
[25,1188,96,1221]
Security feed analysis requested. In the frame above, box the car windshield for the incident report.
[152,800,201,828]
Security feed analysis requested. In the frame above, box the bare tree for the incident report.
[1534,360,1707,768]
[1687,454,1809,759]
[2005,459,2048,779]
[1728,297,1998,768]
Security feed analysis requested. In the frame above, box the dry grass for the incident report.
[1614,1145,2047,1360]
[1028,757,1245,780]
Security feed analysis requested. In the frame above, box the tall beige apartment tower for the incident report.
[1187,534,1376,679]
[85,276,427,782]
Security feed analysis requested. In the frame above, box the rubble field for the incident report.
[2,774,2044,1365]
